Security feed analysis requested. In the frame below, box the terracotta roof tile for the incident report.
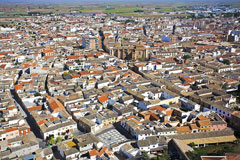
[98,95,108,103]
[5,127,18,133]
[89,149,98,157]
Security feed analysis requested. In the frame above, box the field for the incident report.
[186,140,240,160]
[76,6,178,14]
[0,3,188,17]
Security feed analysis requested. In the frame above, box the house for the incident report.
[210,103,233,120]
[135,128,153,140]
[31,110,78,140]
[52,36,64,42]
[42,147,54,160]
[97,109,118,126]
[42,48,54,56]
[196,119,211,132]
[155,127,178,136]
[0,133,39,159]
[120,118,139,135]
[5,128,19,140]
[73,133,99,152]
[168,138,193,160]
[137,136,167,154]
[89,147,116,160]
[176,126,191,134]
[120,95,134,105]
[112,103,134,118]
[78,117,99,134]
[180,97,200,111]
[97,95,108,107]
[230,111,240,133]
[96,80,109,89]
[189,124,200,133]
[167,128,237,147]
[211,120,227,132]
[120,143,141,158]
[48,99,65,113]
[57,141,79,160]
[196,115,212,132]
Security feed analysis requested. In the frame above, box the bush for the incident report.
[134,10,144,13]
[47,136,56,145]
[183,55,191,60]
[141,152,150,160]
[34,92,41,97]
[223,59,230,65]
[56,137,63,143]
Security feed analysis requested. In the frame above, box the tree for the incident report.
[63,72,69,76]
[141,152,150,160]
[183,55,191,60]
[223,59,230,65]
[155,149,171,160]
[75,59,80,63]
[56,137,62,143]
[221,83,228,89]
[34,92,41,97]
[48,136,55,145]
[189,142,195,147]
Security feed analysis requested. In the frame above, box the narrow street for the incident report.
[10,88,43,139]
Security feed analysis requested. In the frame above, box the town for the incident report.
[0,2,240,160]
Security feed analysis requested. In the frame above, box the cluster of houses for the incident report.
[0,8,240,160]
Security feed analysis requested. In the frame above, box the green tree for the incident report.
[221,83,228,89]
[189,142,195,147]
[56,137,62,143]
[48,136,55,145]
[63,72,69,76]
[141,152,150,160]
[75,59,80,63]
[183,55,191,60]
[34,92,41,97]
[223,59,230,65]
[155,149,171,160]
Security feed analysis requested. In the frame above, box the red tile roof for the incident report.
[42,48,54,54]
[98,147,107,156]
[27,106,42,111]
[49,99,65,111]
[89,150,98,157]
[80,71,90,76]
[5,127,18,133]
[98,95,108,103]
[14,84,23,91]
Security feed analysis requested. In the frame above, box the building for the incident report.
[110,43,149,61]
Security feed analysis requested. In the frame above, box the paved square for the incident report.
[96,128,127,146]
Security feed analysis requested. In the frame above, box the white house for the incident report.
[180,97,200,111]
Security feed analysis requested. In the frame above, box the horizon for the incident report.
[1,0,240,5]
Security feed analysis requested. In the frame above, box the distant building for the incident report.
[110,43,149,61]
[227,30,239,42]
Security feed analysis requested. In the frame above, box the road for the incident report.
[11,88,43,139]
